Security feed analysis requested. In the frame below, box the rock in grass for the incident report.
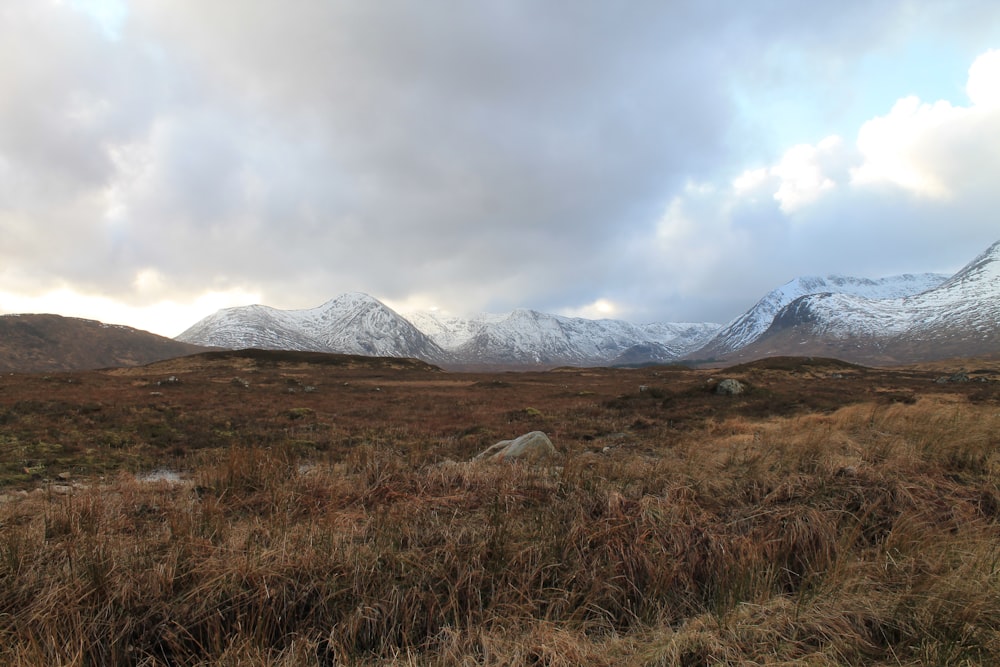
[715,378,746,396]
[474,431,556,463]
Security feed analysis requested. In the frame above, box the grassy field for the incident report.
[1,350,999,665]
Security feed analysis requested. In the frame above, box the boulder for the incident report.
[715,378,746,396]
[935,372,969,384]
[474,431,557,463]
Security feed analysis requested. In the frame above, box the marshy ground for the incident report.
[1,350,999,665]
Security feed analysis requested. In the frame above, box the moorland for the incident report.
[1,349,999,665]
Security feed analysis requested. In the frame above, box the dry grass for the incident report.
[1,352,999,664]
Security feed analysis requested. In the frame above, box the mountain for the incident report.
[171,240,1000,368]
[443,309,718,366]
[0,314,209,373]
[176,293,450,363]
[174,304,327,351]
[404,311,508,350]
[693,272,948,360]
[179,296,720,368]
[726,241,1000,364]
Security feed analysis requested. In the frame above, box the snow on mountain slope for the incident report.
[449,309,720,366]
[639,321,722,354]
[178,294,719,368]
[175,240,997,369]
[175,304,328,351]
[747,240,1000,362]
[294,293,449,360]
[176,293,449,362]
[405,311,508,350]
[694,272,948,358]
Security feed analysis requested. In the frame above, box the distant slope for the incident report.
[0,314,209,373]
[730,241,1000,364]
[180,296,721,368]
[176,293,450,363]
[404,311,508,349]
[693,273,947,360]
[448,309,718,366]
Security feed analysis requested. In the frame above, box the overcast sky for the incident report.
[2,1,999,336]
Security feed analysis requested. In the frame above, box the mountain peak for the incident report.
[177,293,446,361]
[319,292,382,308]
[941,239,1000,288]
[730,239,1000,364]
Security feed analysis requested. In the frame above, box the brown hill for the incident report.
[0,313,209,373]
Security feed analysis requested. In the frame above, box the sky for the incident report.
[2,1,1000,337]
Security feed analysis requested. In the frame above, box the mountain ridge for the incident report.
[177,298,721,368]
[694,272,949,359]
[176,293,450,363]
[726,240,1000,364]
[172,239,1000,368]
[4,241,997,372]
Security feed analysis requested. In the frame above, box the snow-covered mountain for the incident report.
[176,293,449,362]
[175,304,327,351]
[438,309,719,366]
[178,296,720,368]
[693,272,948,359]
[731,241,1000,364]
[404,311,508,350]
[174,240,1000,368]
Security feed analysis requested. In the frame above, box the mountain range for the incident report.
[694,272,949,360]
[730,240,1000,365]
[175,294,719,368]
[3,240,998,372]
[172,239,1000,367]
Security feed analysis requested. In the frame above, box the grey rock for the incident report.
[475,431,557,463]
[715,378,746,395]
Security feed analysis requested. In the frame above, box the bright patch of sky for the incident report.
[732,37,987,161]
[70,0,128,40]
[0,284,260,337]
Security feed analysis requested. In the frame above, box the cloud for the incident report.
[2,2,1000,333]
[634,47,1000,323]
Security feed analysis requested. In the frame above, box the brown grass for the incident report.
[1,351,999,664]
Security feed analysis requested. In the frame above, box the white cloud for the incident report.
[732,168,770,197]
[850,50,1000,199]
[966,48,1000,107]
[850,96,957,197]
[771,136,845,213]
